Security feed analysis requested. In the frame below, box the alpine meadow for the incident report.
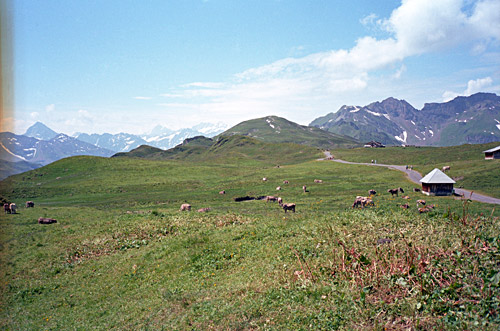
[3,0,500,329]
[1,136,499,329]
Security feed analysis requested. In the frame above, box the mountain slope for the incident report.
[114,135,322,165]
[310,93,500,146]
[24,122,59,140]
[220,115,361,149]
[75,132,148,153]
[0,132,114,166]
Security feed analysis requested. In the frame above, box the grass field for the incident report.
[1,144,499,329]
[331,142,500,199]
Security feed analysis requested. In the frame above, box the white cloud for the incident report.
[64,110,95,128]
[30,112,39,119]
[45,104,55,112]
[134,96,152,100]
[465,77,493,95]
[442,76,496,101]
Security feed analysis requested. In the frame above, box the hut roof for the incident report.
[420,168,456,184]
[483,145,500,153]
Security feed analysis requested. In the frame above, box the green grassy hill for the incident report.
[1,142,499,329]
[220,115,361,149]
[113,134,324,165]
[330,142,500,198]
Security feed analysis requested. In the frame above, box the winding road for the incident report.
[322,151,500,205]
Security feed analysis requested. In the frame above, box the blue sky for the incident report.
[4,0,500,134]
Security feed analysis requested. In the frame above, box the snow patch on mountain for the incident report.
[365,110,383,117]
[394,131,408,144]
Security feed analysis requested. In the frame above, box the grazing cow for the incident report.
[280,202,296,213]
[265,196,278,202]
[402,195,410,200]
[352,196,373,208]
[302,185,307,193]
[387,187,404,196]
[219,190,225,195]
[180,203,191,211]
[400,203,410,209]
[277,197,283,204]
[197,207,211,213]
[9,203,17,214]
[38,217,57,224]
[283,180,289,184]
[26,201,35,208]
[314,179,323,183]
[413,188,421,192]
[416,199,426,206]
[4,203,11,214]
[368,189,377,196]
[442,166,450,172]
[418,207,430,214]
[276,186,281,191]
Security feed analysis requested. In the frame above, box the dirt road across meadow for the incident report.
[322,151,500,205]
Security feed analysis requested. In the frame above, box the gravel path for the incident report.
[322,151,500,205]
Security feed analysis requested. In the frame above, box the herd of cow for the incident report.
[3,200,35,214]
[177,177,329,214]
[3,200,58,224]
[352,187,434,213]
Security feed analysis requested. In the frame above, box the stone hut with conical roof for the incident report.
[420,168,456,196]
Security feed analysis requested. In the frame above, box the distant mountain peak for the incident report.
[24,122,59,140]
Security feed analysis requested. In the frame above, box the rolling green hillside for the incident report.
[220,115,361,149]
[113,134,323,165]
[331,142,500,198]
[1,142,499,329]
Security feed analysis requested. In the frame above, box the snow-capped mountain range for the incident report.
[73,122,228,153]
[0,122,228,179]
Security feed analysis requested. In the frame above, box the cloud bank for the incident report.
[156,0,500,127]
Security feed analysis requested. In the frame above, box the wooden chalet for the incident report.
[483,145,500,159]
[363,141,385,148]
[419,168,455,196]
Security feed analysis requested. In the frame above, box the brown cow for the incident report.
[418,207,430,214]
[4,203,11,214]
[416,199,426,206]
[26,201,35,208]
[180,203,191,211]
[283,180,289,184]
[38,217,57,224]
[265,196,278,202]
[368,189,377,196]
[388,187,404,196]
[442,166,450,172]
[400,203,410,209]
[280,202,296,213]
[352,196,373,208]
[314,179,323,183]
[197,207,211,213]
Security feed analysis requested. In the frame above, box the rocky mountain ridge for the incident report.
[310,93,500,146]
